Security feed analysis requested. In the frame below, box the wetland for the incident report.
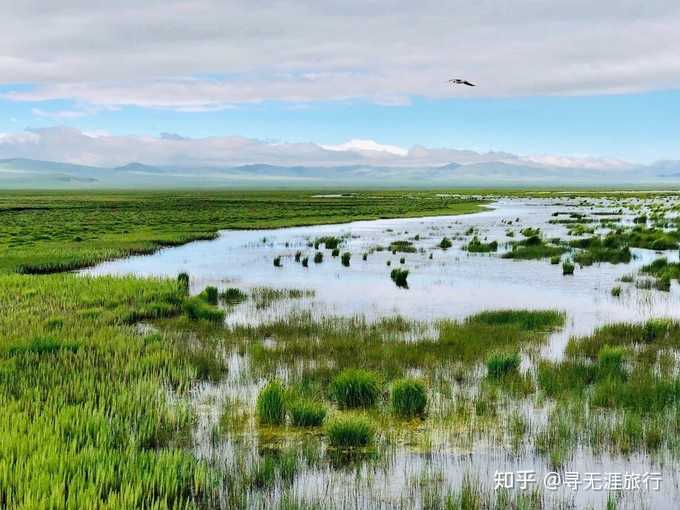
[4,190,680,509]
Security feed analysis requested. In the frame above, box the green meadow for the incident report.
[4,189,680,508]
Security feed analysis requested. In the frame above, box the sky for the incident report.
[2,1,680,167]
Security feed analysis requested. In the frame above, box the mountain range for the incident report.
[1,157,679,189]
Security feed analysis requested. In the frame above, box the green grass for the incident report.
[341,252,351,267]
[464,236,498,253]
[0,190,488,274]
[390,267,409,288]
[177,272,190,294]
[391,378,428,418]
[329,369,382,409]
[256,380,287,425]
[315,236,343,250]
[439,237,453,249]
[7,190,680,506]
[569,236,632,265]
[562,260,575,275]
[184,296,225,322]
[325,415,376,448]
[467,310,564,331]
[502,235,566,260]
[485,352,521,378]
[641,258,680,290]
[198,285,219,305]
[389,240,417,253]
[288,399,327,427]
[220,287,247,304]
[0,273,220,508]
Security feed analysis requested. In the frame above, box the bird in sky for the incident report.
[448,79,476,87]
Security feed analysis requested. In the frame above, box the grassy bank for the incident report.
[0,190,487,274]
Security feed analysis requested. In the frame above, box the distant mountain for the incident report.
[0,157,679,189]
[113,162,166,173]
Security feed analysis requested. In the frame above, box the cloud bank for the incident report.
[0,127,638,171]
[2,1,680,110]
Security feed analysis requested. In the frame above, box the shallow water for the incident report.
[84,198,680,350]
[83,196,680,508]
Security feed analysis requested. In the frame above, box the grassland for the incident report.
[0,190,487,274]
[0,190,489,509]
[5,189,680,508]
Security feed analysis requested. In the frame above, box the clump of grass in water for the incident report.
[390,267,409,288]
[315,236,343,250]
[288,399,327,427]
[331,248,340,257]
[389,240,417,253]
[330,369,382,408]
[466,309,564,331]
[486,352,521,378]
[598,345,626,375]
[439,237,452,249]
[391,378,427,418]
[362,253,368,261]
[256,380,286,425]
[503,235,566,260]
[220,287,247,304]
[301,256,309,267]
[562,260,575,275]
[314,251,323,264]
[465,236,498,253]
[251,287,314,309]
[400,257,406,264]
[198,286,218,305]
[294,251,302,262]
[177,272,190,294]
[550,255,560,265]
[341,252,351,267]
[655,277,671,291]
[184,296,225,322]
[325,415,375,448]
[273,256,282,267]
[611,286,622,297]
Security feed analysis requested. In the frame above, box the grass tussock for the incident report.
[390,267,409,288]
[256,380,287,425]
[485,352,521,378]
[391,378,428,418]
[325,415,376,448]
[465,236,498,253]
[288,399,327,427]
[184,296,225,322]
[502,235,566,260]
[329,369,382,409]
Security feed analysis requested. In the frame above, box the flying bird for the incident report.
[448,79,476,87]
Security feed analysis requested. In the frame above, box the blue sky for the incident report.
[2,1,680,167]
[3,91,679,164]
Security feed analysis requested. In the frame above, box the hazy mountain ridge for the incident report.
[0,157,676,189]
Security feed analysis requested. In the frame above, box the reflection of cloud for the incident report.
[1,2,680,109]
[0,126,641,171]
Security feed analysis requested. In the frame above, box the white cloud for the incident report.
[1,2,680,109]
[322,139,409,157]
[0,126,640,171]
